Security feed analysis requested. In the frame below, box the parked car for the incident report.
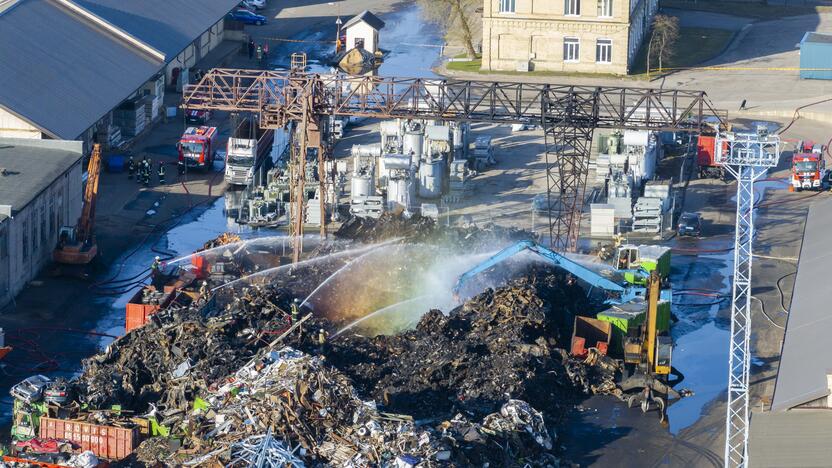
[186,109,212,125]
[229,9,267,25]
[240,0,265,9]
[10,375,50,404]
[677,212,702,237]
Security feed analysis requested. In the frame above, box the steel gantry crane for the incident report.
[182,68,721,256]
[716,130,780,468]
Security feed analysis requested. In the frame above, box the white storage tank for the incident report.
[403,130,424,162]
[351,174,374,198]
[419,159,444,198]
[387,176,414,210]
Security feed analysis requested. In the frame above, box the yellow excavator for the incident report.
[619,270,682,423]
[53,144,101,265]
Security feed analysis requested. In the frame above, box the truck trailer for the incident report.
[225,118,275,186]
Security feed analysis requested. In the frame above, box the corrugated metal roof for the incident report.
[0,0,162,139]
[771,197,832,411]
[749,410,832,467]
[0,138,83,214]
[73,0,240,59]
[344,10,385,31]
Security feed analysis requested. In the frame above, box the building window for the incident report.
[564,37,580,62]
[565,0,581,16]
[0,225,7,260]
[40,207,47,247]
[500,0,516,13]
[32,217,38,254]
[598,0,613,17]
[49,202,55,239]
[22,220,28,261]
[596,39,612,63]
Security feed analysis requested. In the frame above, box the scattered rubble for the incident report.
[134,347,559,467]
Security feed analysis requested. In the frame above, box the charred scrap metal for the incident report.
[17,217,629,466]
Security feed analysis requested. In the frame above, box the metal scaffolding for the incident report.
[715,130,780,468]
[182,69,721,253]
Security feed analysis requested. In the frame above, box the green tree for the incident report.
[647,15,680,75]
[418,0,481,58]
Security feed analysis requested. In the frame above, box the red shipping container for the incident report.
[39,417,138,460]
[125,288,174,332]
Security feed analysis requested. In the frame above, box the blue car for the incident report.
[229,9,266,25]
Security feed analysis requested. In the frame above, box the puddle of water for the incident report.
[667,321,730,434]
[91,198,254,349]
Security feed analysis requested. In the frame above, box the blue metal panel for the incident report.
[800,42,832,80]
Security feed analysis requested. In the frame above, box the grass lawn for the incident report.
[447,56,483,73]
[630,26,734,75]
[661,0,832,19]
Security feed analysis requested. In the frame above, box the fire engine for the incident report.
[178,126,218,171]
[791,151,825,191]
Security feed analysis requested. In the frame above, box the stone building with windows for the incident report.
[481,0,659,74]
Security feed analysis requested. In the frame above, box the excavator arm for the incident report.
[77,144,101,243]
[452,240,635,303]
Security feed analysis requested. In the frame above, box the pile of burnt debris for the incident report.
[335,212,534,248]
[64,226,628,466]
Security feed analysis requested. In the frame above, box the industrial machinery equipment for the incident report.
[451,240,642,304]
[181,69,721,256]
[53,144,101,265]
[618,271,681,422]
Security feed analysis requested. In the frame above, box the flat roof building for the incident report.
[0,138,85,308]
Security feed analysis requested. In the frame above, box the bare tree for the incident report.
[647,15,680,75]
[418,0,481,58]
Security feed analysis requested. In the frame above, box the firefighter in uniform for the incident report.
[317,328,328,354]
[158,161,166,184]
[291,298,300,323]
[150,256,162,287]
[127,156,135,180]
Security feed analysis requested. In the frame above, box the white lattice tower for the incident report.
[715,130,780,468]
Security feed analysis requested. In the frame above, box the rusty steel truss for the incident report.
[182,68,721,251]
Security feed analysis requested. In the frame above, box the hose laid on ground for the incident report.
[751,296,784,330]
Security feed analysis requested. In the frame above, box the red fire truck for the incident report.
[791,151,825,191]
[178,126,218,171]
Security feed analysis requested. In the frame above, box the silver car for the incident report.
[10,375,51,404]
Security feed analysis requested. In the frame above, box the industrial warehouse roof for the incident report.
[0,138,83,214]
[771,196,832,412]
[344,10,386,31]
[749,410,832,467]
[73,0,240,59]
[0,0,163,139]
[0,0,238,140]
